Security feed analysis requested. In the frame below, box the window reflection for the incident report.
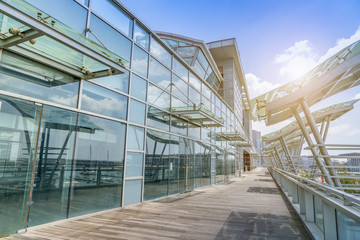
[132,45,148,78]
[148,83,170,110]
[127,125,144,150]
[69,114,126,217]
[148,57,171,89]
[171,75,188,102]
[89,14,131,67]
[147,106,170,131]
[0,51,79,108]
[170,116,187,136]
[92,70,129,94]
[92,0,133,37]
[189,86,201,106]
[189,72,201,91]
[26,0,87,35]
[126,152,143,177]
[134,23,149,50]
[173,58,188,81]
[81,81,127,120]
[150,37,171,67]
[124,179,142,205]
[130,74,147,101]
[129,99,145,125]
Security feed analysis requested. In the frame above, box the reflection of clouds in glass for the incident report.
[81,94,127,118]
[189,75,201,91]
[50,95,78,107]
[149,59,171,79]
[150,38,171,66]
[148,85,170,109]
[132,58,148,77]
[202,86,211,99]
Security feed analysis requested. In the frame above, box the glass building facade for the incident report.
[0,0,253,237]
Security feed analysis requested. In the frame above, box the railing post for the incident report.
[305,191,315,222]
[292,183,299,204]
[323,202,337,240]
[298,187,306,215]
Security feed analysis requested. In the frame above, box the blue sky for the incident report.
[120,0,360,153]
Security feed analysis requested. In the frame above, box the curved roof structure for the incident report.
[250,40,360,125]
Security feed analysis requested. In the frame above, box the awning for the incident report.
[215,131,247,142]
[0,0,126,79]
[170,104,224,127]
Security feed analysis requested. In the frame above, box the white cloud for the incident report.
[245,73,281,98]
[328,123,350,134]
[274,27,360,82]
[318,27,360,63]
[354,92,360,100]
[274,40,318,81]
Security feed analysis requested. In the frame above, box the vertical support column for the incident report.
[300,100,342,187]
[273,148,285,170]
[323,202,337,240]
[305,191,315,222]
[323,116,332,141]
[292,107,334,186]
[280,137,296,173]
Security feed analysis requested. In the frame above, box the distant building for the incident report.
[339,153,360,172]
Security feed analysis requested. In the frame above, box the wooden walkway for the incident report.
[3,168,310,240]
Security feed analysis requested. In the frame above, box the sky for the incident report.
[120,0,360,154]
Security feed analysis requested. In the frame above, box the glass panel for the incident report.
[69,114,125,217]
[178,138,187,193]
[202,85,211,99]
[150,37,171,67]
[0,51,79,108]
[189,86,201,106]
[188,123,200,140]
[201,143,211,187]
[134,23,149,50]
[170,116,187,137]
[197,50,209,71]
[129,99,145,125]
[124,179,142,206]
[337,210,360,240]
[92,70,129,94]
[144,130,169,200]
[168,136,179,195]
[127,125,144,150]
[187,139,195,192]
[189,72,201,91]
[130,74,147,101]
[81,81,127,120]
[132,45,148,78]
[0,95,40,237]
[148,58,171,89]
[26,0,87,35]
[216,147,225,183]
[147,106,170,132]
[92,0,133,37]
[77,0,89,6]
[202,97,211,111]
[125,152,143,178]
[148,83,170,110]
[171,75,188,103]
[194,142,202,189]
[171,96,187,108]
[28,106,77,227]
[173,58,188,81]
[193,60,206,79]
[89,14,132,67]
[314,196,324,232]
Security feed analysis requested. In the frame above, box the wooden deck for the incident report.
[3,168,310,240]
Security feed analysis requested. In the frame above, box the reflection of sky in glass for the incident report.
[148,84,170,109]
[134,23,149,50]
[92,0,133,37]
[189,73,202,91]
[173,58,188,81]
[81,81,127,120]
[150,37,172,67]
[92,70,129,94]
[149,58,171,88]
[132,46,148,78]
[127,125,144,150]
[130,74,147,101]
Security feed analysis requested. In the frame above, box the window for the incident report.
[148,83,170,110]
[148,57,171,89]
[132,45,148,78]
[92,70,129,94]
[127,125,145,150]
[130,74,147,101]
[81,81,127,120]
[134,23,149,50]
[129,99,146,125]
[92,0,133,37]
[150,37,171,67]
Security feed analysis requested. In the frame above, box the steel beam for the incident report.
[292,107,333,186]
[0,29,44,48]
[279,136,296,173]
[274,147,285,170]
[300,100,342,187]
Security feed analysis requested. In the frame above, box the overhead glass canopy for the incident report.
[250,40,360,125]
[262,99,359,143]
[0,0,127,79]
[215,131,247,142]
[170,104,224,127]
